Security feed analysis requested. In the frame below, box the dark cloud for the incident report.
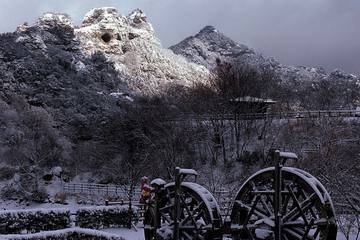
[1,0,359,74]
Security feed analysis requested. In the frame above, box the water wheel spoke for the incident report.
[313,218,329,226]
[283,233,290,240]
[241,199,269,217]
[260,195,273,216]
[179,196,200,229]
[289,200,316,223]
[161,214,173,224]
[249,183,274,217]
[283,220,305,227]
[283,192,317,222]
[312,227,320,238]
[235,199,268,220]
[182,230,193,240]
[288,185,309,226]
[283,227,315,240]
[298,188,318,220]
[180,201,205,225]
[192,208,205,222]
[160,204,174,212]
[266,193,274,207]
[284,224,318,240]
[243,196,263,223]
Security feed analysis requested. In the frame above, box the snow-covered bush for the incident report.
[2,227,125,240]
[0,208,70,234]
[76,205,138,229]
[1,184,24,201]
[30,188,49,203]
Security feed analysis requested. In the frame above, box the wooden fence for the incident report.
[62,183,141,199]
[170,109,360,121]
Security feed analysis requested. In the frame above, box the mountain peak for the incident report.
[198,25,218,34]
[170,25,252,69]
[38,12,73,30]
[81,7,121,27]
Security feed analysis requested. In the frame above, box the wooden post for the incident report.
[274,150,282,240]
[174,167,181,240]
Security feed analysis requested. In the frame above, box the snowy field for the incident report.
[102,228,144,240]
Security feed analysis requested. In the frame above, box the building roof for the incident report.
[230,96,276,104]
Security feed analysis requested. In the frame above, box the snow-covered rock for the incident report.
[74,7,210,95]
[37,13,74,30]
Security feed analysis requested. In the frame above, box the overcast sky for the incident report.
[1,0,359,74]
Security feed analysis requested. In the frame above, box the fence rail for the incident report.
[63,183,141,199]
[171,109,360,121]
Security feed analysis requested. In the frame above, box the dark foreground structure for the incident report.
[143,150,337,240]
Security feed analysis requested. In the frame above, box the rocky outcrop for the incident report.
[74,7,210,94]
[1,7,210,105]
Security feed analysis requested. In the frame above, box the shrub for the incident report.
[30,188,49,203]
[0,208,70,234]
[76,206,138,229]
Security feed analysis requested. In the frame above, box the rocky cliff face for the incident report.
[74,7,209,94]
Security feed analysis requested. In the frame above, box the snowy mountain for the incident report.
[1,7,359,110]
[170,25,360,92]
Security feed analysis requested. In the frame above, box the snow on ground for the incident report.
[0,197,85,213]
[102,228,144,240]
